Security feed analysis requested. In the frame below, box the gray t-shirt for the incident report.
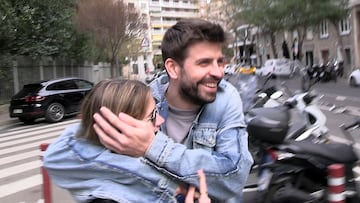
[166,104,199,143]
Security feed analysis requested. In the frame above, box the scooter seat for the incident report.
[281,140,358,163]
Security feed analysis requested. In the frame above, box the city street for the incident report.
[0,75,360,202]
[1,1,360,203]
[0,118,77,203]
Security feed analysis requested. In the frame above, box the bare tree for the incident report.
[76,0,144,78]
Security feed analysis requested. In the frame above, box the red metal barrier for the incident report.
[328,164,346,203]
[40,143,52,203]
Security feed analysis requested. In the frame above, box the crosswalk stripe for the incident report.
[0,150,39,165]
[0,125,68,142]
[0,138,55,155]
[0,120,77,202]
[0,119,79,138]
[0,174,42,198]
[0,160,41,179]
[0,131,61,148]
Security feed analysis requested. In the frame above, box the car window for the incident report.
[16,84,43,97]
[75,80,93,89]
[47,80,77,90]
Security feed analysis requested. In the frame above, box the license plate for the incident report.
[13,109,23,114]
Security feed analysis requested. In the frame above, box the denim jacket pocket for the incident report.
[192,124,217,150]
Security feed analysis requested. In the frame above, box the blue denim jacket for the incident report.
[44,123,181,203]
[146,76,253,202]
[44,76,253,203]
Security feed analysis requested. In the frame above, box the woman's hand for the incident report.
[185,169,211,203]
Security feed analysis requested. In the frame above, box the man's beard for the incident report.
[179,78,218,106]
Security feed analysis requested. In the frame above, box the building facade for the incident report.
[124,0,154,81]
[149,0,200,66]
[123,0,201,81]
[245,0,360,77]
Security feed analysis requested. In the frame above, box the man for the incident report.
[93,18,253,202]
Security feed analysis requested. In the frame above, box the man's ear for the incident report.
[164,58,180,79]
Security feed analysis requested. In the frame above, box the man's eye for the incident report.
[199,60,211,66]
[218,59,226,67]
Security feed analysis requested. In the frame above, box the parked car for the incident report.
[224,64,237,75]
[349,69,360,86]
[9,77,93,124]
[236,65,257,75]
[257,58,297,77]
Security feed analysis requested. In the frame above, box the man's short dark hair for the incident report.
[161,18,227,67]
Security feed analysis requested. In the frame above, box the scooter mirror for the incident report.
[258,93,267,99]
[270,91,283,100]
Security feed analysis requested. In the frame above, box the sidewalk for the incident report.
[0,104,13,127]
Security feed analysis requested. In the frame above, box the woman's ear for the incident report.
[164,58,179,79]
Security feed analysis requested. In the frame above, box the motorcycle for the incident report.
[226,72,330,168]
[301,62,338,91]
[246,91,329,168]
[250,117,360,203]
[333,59,344,78]
[250,78,329,142]
[247,83,329,166]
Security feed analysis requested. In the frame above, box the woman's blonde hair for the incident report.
[76,79,152,145]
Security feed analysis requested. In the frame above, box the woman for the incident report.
[44,79,182,203]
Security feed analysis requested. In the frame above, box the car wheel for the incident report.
[350,77,357,87]
[19,117,35,124]
[45,102,65,123]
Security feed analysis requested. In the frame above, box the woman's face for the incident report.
[144,96,164,132]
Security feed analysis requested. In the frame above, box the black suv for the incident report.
[9,77,93,124]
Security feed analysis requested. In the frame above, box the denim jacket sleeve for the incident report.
[145,81,254,201]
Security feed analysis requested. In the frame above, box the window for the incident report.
[132,64,139,74]
[48,80,77,90]
[144,63,148,71]
[339,18,350,35]
[128,3,135,10]
[75,80,93,89]
[320,20,328,38]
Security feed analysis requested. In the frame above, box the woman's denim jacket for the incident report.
[44,76,253,203]
[44,123,181,203]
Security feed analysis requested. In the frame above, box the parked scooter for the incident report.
[246,80,329,166]
[246,90,329,168]
[320,61,338,82]
[332,59,344,78]
[252,78,329,142]
[301,61,338,91]
[251,117,360,203]
[301,63,323,91]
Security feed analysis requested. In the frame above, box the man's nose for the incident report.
[210,62,224,78]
